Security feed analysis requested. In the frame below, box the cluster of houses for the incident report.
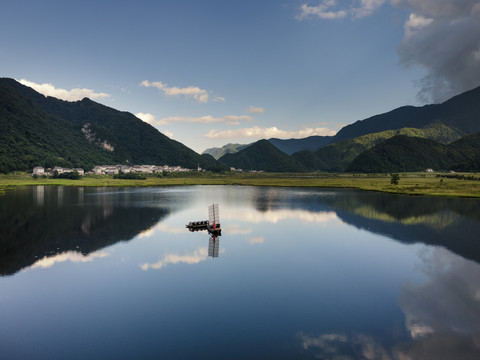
[32,164,199,176]
[33,166,85,176]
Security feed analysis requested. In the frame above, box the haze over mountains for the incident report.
[2,77,480,173]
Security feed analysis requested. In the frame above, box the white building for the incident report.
[33,166,45,175]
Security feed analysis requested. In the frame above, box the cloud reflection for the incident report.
[140,247,211,270]
[223,209,339,225]
[247,236,264,245]
[298,332,391,360]
[399,247,480,338]
[27,251,109,270]
[137,222,186,238]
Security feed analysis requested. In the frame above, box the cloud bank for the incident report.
[141,80,210,103]
[204,126,336,140]
[18,79,110,101]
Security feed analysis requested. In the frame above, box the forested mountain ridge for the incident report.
[0,78,226,172]
[293,124,462,172]
[347,133,480,173]
[332,85,480,143]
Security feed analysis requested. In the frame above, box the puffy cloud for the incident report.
[393,0,480,102]
[18,79,110,101]
[204,125,336,140]
[135,112,156,124]
[245,106,265,114]
[141,80,210,103]
[297,0,385,20]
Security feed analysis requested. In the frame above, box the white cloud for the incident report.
[297,0,385,20]
[245,106,265,114]
[404,13,434,39]
[204,125,336,140]
[141,80,210,103]
[298,1,348,20]
[163,130,174,139]
[27,251,109,270]
[158,114,252,125]
[214,96,226,102]
[135,112,156,124]
[18,79,110,101]
[140,247,209,270]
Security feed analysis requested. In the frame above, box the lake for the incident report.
[1,185,480,359]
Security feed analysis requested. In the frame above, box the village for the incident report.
[32,164,199,176]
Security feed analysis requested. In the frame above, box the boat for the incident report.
[186,203,221,235]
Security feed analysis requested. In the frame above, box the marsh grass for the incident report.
[1,172,480,198]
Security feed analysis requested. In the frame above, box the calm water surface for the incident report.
[1,185,480,359]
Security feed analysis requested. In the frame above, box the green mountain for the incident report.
[0,86,119,173]
[218,139,306,172]
[293,124,461,172]
[202,143,250,160]
[346,134,480,173]
[333,85,480,143]
[0,78,226,172]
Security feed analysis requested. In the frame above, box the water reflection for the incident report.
[1,185,480,359]
[0,186,185,276]
[298,247,480,359]
[208,235,220,258]
[140,247,210,270]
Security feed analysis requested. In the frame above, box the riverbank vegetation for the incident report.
[2,172,480,198]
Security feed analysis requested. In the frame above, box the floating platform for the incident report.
[186,220,221,235]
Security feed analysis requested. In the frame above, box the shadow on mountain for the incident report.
[0,186,181,276]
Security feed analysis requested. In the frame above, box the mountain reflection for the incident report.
[0,186,178,276]
[244,187,480,264]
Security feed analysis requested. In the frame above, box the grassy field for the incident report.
[1,172,480,198]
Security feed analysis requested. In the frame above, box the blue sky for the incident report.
[2,0,480,153]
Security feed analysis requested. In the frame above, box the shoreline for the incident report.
[2,172,480,198]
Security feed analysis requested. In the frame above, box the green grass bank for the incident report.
[1,172,480,198]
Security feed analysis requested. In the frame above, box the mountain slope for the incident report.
[0,78,226,171]
[0,86,119,172]
[333,85,480,143]
[293,124,462,172]
[346,135,469,173]
[218,139,306,172]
